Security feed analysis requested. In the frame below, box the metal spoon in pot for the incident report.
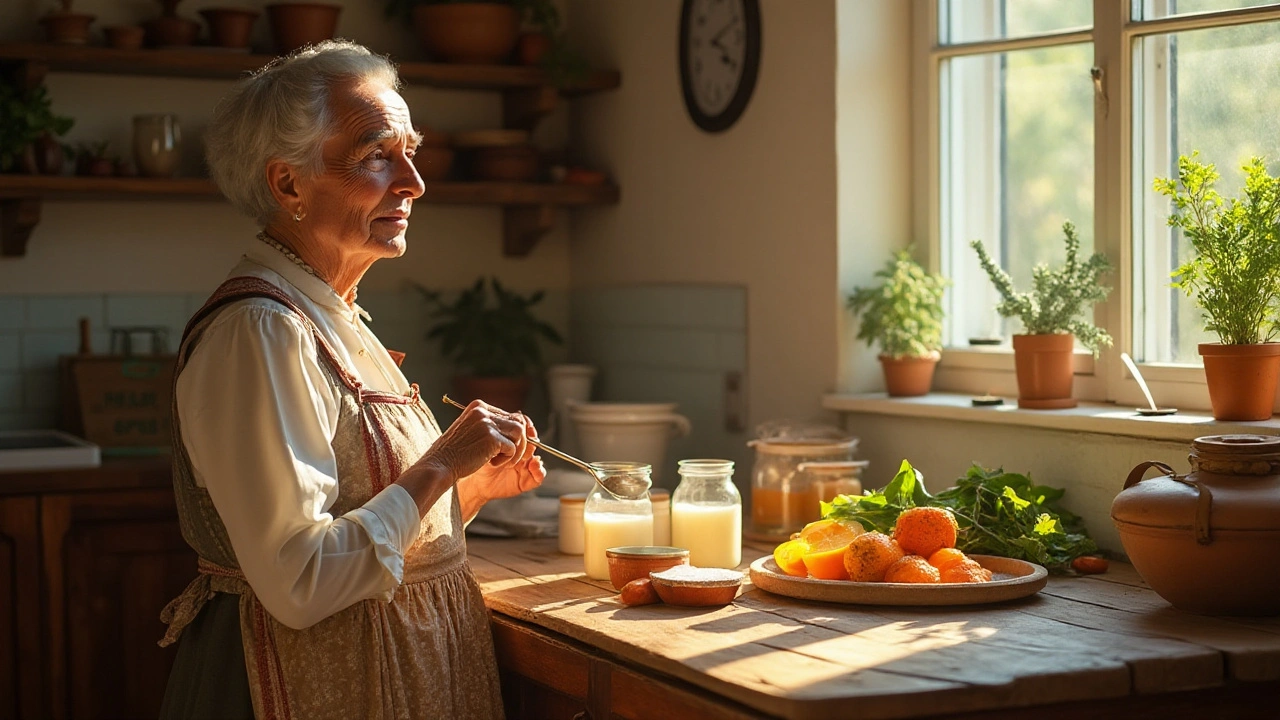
[441,395,651,500]
[1120,353,1177,416]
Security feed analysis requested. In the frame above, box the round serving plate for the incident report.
[748,554,1048,606]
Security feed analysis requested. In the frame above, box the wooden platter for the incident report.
[749,553,1048,606]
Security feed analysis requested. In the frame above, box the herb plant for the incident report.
[1153,152,1280,346]
[846,250,949,359]
[416,277,563,378]
[821,459,1098,573]
[970,221,1112,355]
[0,81,74,173]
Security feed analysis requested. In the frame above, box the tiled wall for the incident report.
[569,284,750,491]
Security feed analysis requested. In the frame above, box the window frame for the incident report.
[913,0,1280,413]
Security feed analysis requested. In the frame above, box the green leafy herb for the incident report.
[821,459,1097,572]
[845,250,949,359]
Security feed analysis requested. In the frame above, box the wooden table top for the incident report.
[468,537,1280,720]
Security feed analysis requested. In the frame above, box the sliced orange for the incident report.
[798,519,863,580]
[773,539,811,577]
[802,545,851,580]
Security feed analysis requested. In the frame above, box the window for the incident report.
[920,0,1280,410]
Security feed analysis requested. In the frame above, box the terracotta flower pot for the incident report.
[1114,435,1280,616]
[1011,333,1076,409]
[452,375,531,412]
[21,135,65,175]
[471,145,539,182]
[413,3,520,64]
[878,353,939,397]
[266,3,341,54]
[41,12,95,44]
[1199,342,1280,421]
[103,25,146,50]
[201,7,260,49]
[145,15,200,47]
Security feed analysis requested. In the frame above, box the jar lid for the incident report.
[606,546,689,559]
[798,460,869,474]
[748,438,858,456]
[649,489,670,501]
[559,492,587,505]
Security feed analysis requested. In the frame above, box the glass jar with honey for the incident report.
[747,435,859,540]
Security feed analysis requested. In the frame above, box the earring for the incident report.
[294,208,304,222]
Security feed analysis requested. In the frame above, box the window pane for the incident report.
[941,44,1095,345]
[940,0,1091,45]
[1133,21,1280,363]
[1135,0,1280,21]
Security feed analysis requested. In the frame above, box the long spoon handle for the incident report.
[440,394,600,477]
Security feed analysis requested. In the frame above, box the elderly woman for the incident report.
[157,41,542,719]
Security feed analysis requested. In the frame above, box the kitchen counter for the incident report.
[469,538,1280,720]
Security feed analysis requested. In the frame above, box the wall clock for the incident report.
[679,0,761,133]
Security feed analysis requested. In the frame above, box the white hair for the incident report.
[204,40,401,225]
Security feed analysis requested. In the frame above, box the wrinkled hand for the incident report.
[467,414,546,502]
[415,400,531,483]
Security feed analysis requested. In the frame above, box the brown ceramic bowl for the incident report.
[605,546,689,591]
[413,3,519,64]
[103,25,145,51]
[200,7,260,49]
[413,146,454,182]
[266,3,341,54]
[472,145,539,182]
[649,566,744,607]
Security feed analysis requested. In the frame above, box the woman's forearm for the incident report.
[455,475,489,524]
[394,462,457,517]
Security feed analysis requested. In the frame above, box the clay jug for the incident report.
[1112,434,1280,616]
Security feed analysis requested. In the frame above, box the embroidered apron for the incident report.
[159,277,504,720]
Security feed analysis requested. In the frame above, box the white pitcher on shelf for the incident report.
[545,364,597,455]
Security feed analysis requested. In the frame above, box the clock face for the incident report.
[680,0,760,132]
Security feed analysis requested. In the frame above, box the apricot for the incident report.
[892,507,959,558]
[940,559,992,584]
[843,532,905,582]
[883,555,941,584]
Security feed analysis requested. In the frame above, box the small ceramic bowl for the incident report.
[605,546,689,591]
[649,565,744,607]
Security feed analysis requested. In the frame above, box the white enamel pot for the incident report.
[567,401,692,485]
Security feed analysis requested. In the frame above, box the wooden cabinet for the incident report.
[0,460,195,720]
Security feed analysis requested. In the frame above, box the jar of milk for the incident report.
[583,462,654,580]
[670,459,742,569]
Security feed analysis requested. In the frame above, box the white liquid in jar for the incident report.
[583,512,654,579]
[671,503,742,569]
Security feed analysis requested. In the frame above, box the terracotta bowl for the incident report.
[413,146,454,183]
[103,25,146,51]
[266,3,341,54]
[605,546,689,591]
[200,7,260,49]
[145,15,200,47]
[41,12,95,44]
[412,3,519,64]
[472,145,539,182]
[649,566,743,607]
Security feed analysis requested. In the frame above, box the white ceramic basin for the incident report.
[0,430,101,473]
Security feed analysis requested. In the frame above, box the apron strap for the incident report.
[158,558,250,647]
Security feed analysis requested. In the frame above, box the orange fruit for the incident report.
[842,532,906,582]
[802,545,852,580]
[773,539,811,577]
[940,559,992,584]
[798,519,864,545]
[927,547,968,573]
[798,520,863,581]
[892,507,959,558]
[883,555,941,584]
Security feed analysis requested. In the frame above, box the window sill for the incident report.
[822,392,1280,443]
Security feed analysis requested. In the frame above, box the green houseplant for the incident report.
[846,250,949,396]
[417,276,563,411]
[1154,152,1280,420]
[971,221,1112,409]
[0,81,74,174]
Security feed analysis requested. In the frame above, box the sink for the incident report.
[0,430,101,473]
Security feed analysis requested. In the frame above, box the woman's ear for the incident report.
[265,159,302,210]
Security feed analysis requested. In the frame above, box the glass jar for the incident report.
[558,492,587,555]
[671,459,742,568]
[650,488,671,546]
[748,437,858,540]
[583,462,654,580]
[799,460,869,507]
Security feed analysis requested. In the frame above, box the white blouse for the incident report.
[176,242,423,630]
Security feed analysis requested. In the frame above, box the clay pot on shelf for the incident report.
[472,145,539,182]
[266,3,342,54]
[103,25,146,50]
[21,135,66,176]
[200,7,260,49]
[1011,333,1076,409]
[1199,342,1280,421]
[41,11,96,45]
[1113,434,1280,616]
[517,31,550,66]
[133,114,182,178]
[413,2,519,64]
[879,353,939,397]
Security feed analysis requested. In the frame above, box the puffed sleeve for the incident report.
[175,302,423,630]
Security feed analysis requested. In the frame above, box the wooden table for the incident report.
[468,538,1280,720]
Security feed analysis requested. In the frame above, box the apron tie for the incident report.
[158,558,249,647]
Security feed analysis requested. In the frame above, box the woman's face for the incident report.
[297,78,425,260]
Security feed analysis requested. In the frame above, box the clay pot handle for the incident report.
[1124,460,1176,489]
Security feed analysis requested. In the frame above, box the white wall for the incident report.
[0,0,572,301]
[564,0,913,430]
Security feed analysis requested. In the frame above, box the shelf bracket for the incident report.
[502,86,558,131]
[1,198,41,257]
[503,205,556,257]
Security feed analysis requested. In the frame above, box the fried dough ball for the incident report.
[883,555,941,584]
[843,532,905,582]
[940,559,993,584]
[892,507,959,558]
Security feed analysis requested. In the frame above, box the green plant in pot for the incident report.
[846,250,949,397]
[0,81,74,174]
[416,276,563,411]
[971,221,1112,409]
[1154,152,1280,421]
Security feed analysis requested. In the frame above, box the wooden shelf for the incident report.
[0,43,621,95]
[0,176,619,257]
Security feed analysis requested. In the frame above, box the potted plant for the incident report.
[417,276,563,411]
[40,0,95,45]
[0,81,74,175]
[971,221,1112,409]
[846,250,949,397]
[1154,152,1280,421]
[514,0,587,87]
